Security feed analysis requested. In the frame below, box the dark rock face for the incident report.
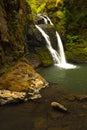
[0,0,33,66]
[0,1,50,105]
[27,24,58,50]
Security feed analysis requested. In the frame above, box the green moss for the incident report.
[38,48,53,67]
[27,0,48,13]
[65,42,87,63]
[24,53,41,68]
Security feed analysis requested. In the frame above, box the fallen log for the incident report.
[51,101,68,112]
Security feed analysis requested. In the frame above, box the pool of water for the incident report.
[39,64,87,94]
[1,65,87,130]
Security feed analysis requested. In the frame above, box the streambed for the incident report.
[1,65,87,130]
[0,83,87,130]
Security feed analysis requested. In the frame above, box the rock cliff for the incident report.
[0,0,33,66]
[0,0,48,105]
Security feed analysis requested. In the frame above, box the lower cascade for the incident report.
[35,25,60,64]
[55,31,76,69]
[36,14,76,69]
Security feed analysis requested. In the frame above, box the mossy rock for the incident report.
[38,48,53,67]
[0,61,47,91]
[24,53,41,68]
[65,42,87,63]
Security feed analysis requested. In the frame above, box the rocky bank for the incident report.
[0,61,48,105]
[0,0,49,105]
[0,0,87,105]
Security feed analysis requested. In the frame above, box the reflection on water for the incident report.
[39,65,87,94]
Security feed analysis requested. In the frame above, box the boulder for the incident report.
[75,94,87,101]
[0,90,26,105]
[0,61,48,105]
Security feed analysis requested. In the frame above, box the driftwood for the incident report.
[51,102,68,112]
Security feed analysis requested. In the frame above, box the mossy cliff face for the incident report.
[65,43,87,63]
[0,1,49,104]
[0,0,33,66]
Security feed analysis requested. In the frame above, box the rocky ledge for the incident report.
[0,61,48,105]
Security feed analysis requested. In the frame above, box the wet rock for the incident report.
[65,95,76,101]
[0,90,27,105]
[27,23,58,67]
[29,93,41,100]
[75,94,87,101]
[51,102,68,112]
[0,62,48,105]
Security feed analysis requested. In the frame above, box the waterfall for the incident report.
[56,31,66,64]
[55,31,76,69]
[42,15,54,25]
[37,14,53,25]
[36,15,76,69]
[35,25,60,64]
[37,14,48,24]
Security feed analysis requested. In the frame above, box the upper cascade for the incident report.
[37,14,53,25]
[36,14,76,69]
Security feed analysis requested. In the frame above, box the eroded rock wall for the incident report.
[0,0,33,66]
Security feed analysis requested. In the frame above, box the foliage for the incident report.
[26,0,37,13]
[66,35,84,44]
[26,0,87,63]
[26,0,48,13]
[63,0,87,40]
[38,48,53,66]
[65,42,87,63]
[36,2,46,13]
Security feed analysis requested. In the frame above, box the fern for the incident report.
[26,0,48,13]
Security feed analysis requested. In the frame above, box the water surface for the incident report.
[39,64,87,94]
[1,65,87,130]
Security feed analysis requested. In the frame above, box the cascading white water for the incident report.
[56,31,66,64]
[37,14,53,25]
[36,14,76,69]
[35,25,60,64]
[56,31,76,69]
[43,15,54,25]
[38,15,48,24]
